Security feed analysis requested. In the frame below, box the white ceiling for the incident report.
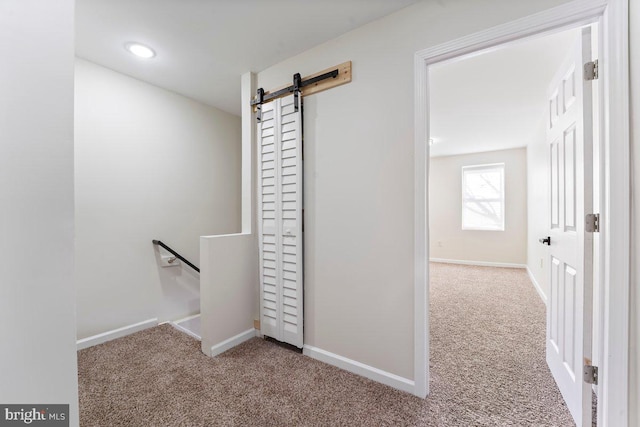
[429,28,581,157]
[75,0,419,116]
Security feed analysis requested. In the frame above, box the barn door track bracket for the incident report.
[251,61,352,121]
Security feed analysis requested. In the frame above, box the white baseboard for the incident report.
[170,322,201,341]
[210,328,256,357]
[169,314,201,341]
[77,318,158,350]
[430,258,526,269]
[526,267,548,305]
[171,313,201,323]
[302,345,415,394]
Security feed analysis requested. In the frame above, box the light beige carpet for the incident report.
[78,263,575,426]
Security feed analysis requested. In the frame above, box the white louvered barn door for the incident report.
[258,94,303,348]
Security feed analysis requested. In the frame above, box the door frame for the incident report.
[413,1,630,426]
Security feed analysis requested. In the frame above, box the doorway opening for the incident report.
[427,25,598,426]
[414,2,630,424]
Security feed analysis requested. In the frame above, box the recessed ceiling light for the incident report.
[125,42,156,59]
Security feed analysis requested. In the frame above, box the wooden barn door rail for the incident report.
[251,61,351,120]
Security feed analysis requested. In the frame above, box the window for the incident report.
[461,163,505,231]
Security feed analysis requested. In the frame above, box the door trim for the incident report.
[413,1,630,425]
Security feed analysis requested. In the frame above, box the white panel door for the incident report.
[546,27,593,427]
[257,94,304,348]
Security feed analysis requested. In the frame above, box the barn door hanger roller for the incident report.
[252,68,339,121]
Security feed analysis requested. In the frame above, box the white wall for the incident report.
[74,59,241,339]
[200,72,259,358]
[200,234,257,355]
[256,0,571,380]
[527,116,551,300]
[629,1,639,425]
[0,0,79,425]
[429,148,528,265]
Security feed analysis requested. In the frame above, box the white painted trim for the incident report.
[169,322,201,341]
[76,318,158,350]
[171,313,201,323]
[416,0,606,67]
[169,314,201,341]
[598,1,630,425]
[526,267,548,305]
[430,258,526,269]
[303,345,415,394]
[414,1,629,424]
[241,72,256,234]
[413,23,429,400]
[209,328,255,357]
[200,232,249,239]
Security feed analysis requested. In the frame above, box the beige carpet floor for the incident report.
[78,263,575,426]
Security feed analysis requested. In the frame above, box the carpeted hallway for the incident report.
[78,263,574,426]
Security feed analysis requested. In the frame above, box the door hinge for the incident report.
[583,365,598,385]
[586,213,600,233]
[584,60,599,81]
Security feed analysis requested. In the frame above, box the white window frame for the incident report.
[461,163,505,231]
